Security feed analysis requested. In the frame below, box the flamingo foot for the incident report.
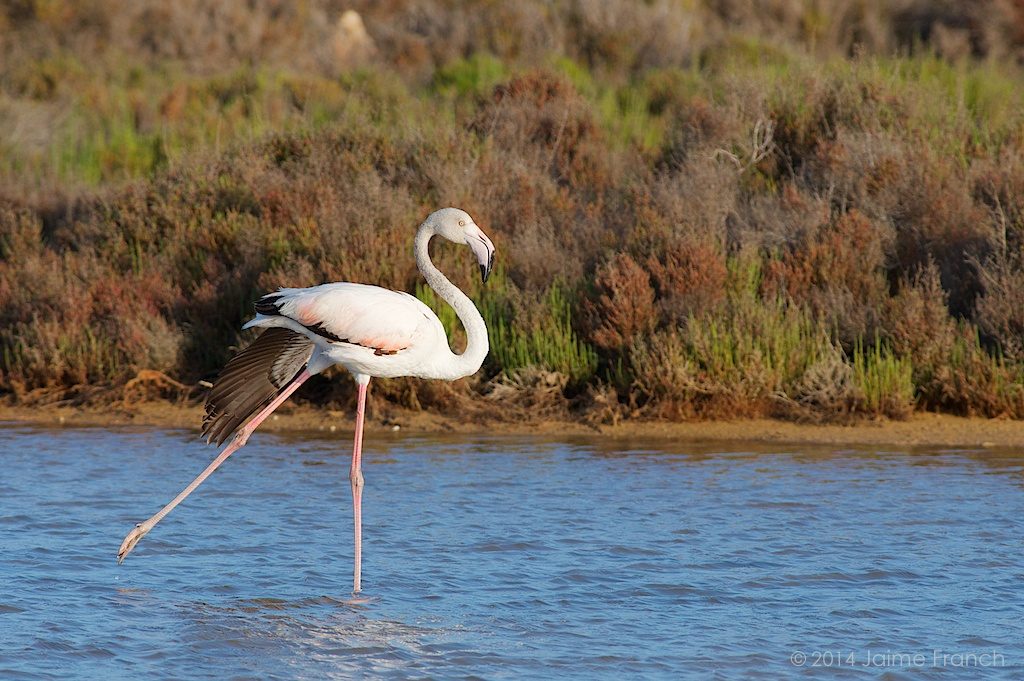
[117,523,150,564]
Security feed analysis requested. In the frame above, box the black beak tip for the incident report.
[480,251,494,284]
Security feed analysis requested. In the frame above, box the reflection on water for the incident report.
[1,423,1024,679]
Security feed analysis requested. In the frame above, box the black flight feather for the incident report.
[202,327,315,446]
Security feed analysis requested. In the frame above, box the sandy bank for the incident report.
[2,401,1023,449]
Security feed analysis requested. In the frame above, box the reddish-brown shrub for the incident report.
[472,71,608,189]
[763,208,890,344]
[971,149,1024,262]
[809,131,992,317]
[975,258,1024,361]
[583,253,656,352]
[883,262,957,363]
[0,205,182,394]
[646,239,728,323]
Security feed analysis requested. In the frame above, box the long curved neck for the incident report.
[415,226,489,379]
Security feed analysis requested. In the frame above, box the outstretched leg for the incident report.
[350,377,369,593]
[117,369,313,564]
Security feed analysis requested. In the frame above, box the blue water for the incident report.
[1,423,1023,679]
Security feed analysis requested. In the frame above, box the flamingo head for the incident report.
[429,207,496,283]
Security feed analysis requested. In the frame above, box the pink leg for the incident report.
[117,369,313,564]
[350,379,369,593]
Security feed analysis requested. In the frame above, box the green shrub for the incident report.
[851,336,915,418]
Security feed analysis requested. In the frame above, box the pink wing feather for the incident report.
[255,283,431,353]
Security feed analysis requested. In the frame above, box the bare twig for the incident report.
[712,117,776,173]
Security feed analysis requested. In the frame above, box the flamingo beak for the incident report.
[468,231,495,284]
[480,249,494,283]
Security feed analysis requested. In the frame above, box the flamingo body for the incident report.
[244,283,455,380]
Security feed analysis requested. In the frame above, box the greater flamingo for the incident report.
[117,207,495,594]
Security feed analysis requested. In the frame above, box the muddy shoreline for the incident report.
[2,402,1024,449]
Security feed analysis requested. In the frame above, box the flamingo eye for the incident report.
[459,220,466,227]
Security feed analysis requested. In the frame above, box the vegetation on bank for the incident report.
[3,1,1024,422]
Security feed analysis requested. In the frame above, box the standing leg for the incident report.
[117,369,313,564]
[350,377,369,593]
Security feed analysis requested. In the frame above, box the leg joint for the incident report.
[233,429,251,448]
